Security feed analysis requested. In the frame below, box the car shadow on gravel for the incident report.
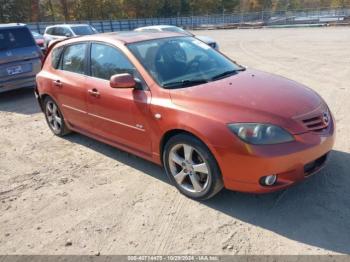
[63,133,350,254]
[205,150,350,254]
[0,88,40,115]
[65,133,168,184]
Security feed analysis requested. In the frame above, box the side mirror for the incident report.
[110,73,136,89]
[65,33,71,37]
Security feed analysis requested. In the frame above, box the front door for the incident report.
[86,43,152,155]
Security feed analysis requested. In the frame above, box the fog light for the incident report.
[261,175,277,186]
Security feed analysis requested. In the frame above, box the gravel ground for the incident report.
[0,27,349,255]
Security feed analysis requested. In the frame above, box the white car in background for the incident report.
[43,24,98,48]
[134,25,219,50]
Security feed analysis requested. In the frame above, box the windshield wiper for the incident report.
[211,70,239,81]
[163,79,209,89]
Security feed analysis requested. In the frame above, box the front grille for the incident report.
[304,153,328,176]
[302,116,327,132]
[300,108,331,133]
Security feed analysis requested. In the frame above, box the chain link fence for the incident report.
[26,7,350,34]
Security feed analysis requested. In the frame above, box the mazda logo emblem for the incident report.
[323,112,329,125]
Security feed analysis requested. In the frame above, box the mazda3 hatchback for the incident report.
[35,32,335,200]
[0,24,42,93]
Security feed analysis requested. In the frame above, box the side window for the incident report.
[54,27,64,36]
[52,27,58,35]
[61,43,87,74]
[46,28,53,35]
[90,43,136,80]
[51,46,63,69]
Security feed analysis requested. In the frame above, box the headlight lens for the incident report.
[228,123,294,145]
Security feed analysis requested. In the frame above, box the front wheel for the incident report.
[163,134,223,200]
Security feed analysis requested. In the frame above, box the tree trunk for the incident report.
[48,0,55,21]
[30,0,39,22]
[60,0,69,21]
[0,0,4,23]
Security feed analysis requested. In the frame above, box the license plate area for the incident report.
[7,65,23,76]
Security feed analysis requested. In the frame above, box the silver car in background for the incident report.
[43,24,97,49]
[0,23,42,93]
[134,25,219,50]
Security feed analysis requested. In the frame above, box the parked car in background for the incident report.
[0,23,42,93]
[43,24,98,49]
[35,32,334,200]
[31,31,46,53]
[134,25,219,50]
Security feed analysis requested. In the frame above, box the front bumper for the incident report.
[216,120,335,193]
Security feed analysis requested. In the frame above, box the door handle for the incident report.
[53,80,63,87]
[88,88,100,97]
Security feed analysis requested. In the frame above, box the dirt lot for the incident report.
[0,27,350,255]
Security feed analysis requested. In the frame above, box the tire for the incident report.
[43,96,71,136]
[163,134,223,200]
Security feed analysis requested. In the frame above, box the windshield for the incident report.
[128,37,244,89]
[31,31,41,38]
[0,27,36,51]
[71,25,96,36]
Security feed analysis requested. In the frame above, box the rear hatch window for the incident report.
[0,27,36,51]
[0,27,41,78]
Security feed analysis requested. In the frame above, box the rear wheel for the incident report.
[44,97,71,136]
[163,134,223,200]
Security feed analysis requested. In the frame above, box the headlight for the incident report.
[227,123,294,145]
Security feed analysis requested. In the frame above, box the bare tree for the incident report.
[60,0,69,21]
[30,0,40,22]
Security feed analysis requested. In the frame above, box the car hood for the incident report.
[196,35,216,44]
[169,69,324,134]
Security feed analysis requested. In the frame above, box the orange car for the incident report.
[35,32,335,200]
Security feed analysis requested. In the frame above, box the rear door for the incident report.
[53,42,91,131]
[0,27,41,85]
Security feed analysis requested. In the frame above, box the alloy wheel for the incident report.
[168,143,211,194]
[46,101,62,133]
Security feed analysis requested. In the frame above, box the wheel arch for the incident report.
[39,93,69,124]
[37,93,53,111]
[159,128,219,167]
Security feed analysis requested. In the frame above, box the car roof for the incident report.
[46,24,90,29]
[136,25,176,30]
[0,23,27,29]
[59,31,186,45]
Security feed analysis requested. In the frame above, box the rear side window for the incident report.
[53,27,64,36]
[0,27,35,50]
[61,43,87,74]
[46,28,53,34]
[51,46,64,69]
